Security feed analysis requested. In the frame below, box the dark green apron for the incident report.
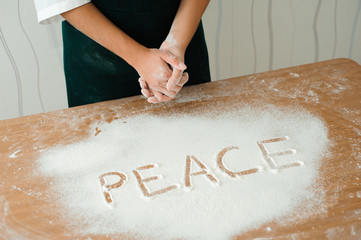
[62,0,211,107]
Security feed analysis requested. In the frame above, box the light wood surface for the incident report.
[0,58,360,239]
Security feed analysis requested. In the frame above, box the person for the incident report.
[33,0,211,107]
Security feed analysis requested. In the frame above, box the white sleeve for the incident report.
[33,0,91,24]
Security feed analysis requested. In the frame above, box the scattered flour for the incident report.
[152,66,168,81]
[164,33,179,48]
[9,150,21,159]
[290,72,300,77]
[37,107,329,240]
[357,191,361,198]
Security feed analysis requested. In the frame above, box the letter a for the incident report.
[184,155,219,189]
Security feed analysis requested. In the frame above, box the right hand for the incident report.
[135,48,186,102]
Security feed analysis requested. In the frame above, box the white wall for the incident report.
[1,0,361,120]
[203,0,361,80]
[0,0,66,120]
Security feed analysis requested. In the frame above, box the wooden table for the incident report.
[0,58,360,239]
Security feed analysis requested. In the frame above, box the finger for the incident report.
[160,51,187,71]
[167,73,188,97]
[150,85,177,99]
[153,90,172,102]
[159,86,182,98]
[139,78,156,98]
[177,72,189,86]
[139,78,154,98]
[147,96,160,103]
[141,88,153,98]
[171,85,181,94]
[166,68,183,91]
[139,78,150,90]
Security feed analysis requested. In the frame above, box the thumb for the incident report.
[160,51,187,71]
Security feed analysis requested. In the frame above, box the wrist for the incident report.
[164,28,191,53]
[161,38,185,61]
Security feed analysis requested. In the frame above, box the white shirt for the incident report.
[34,0,91,24]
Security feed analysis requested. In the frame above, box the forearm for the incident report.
[61,3,146,67]
[166,0,210,52]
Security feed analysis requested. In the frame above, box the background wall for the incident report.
[1,0,361,120]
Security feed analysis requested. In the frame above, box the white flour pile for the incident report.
[37,107,329,240]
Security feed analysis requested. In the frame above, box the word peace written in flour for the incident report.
[99,136,303,205]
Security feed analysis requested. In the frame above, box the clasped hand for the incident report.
[137,41,188,103]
